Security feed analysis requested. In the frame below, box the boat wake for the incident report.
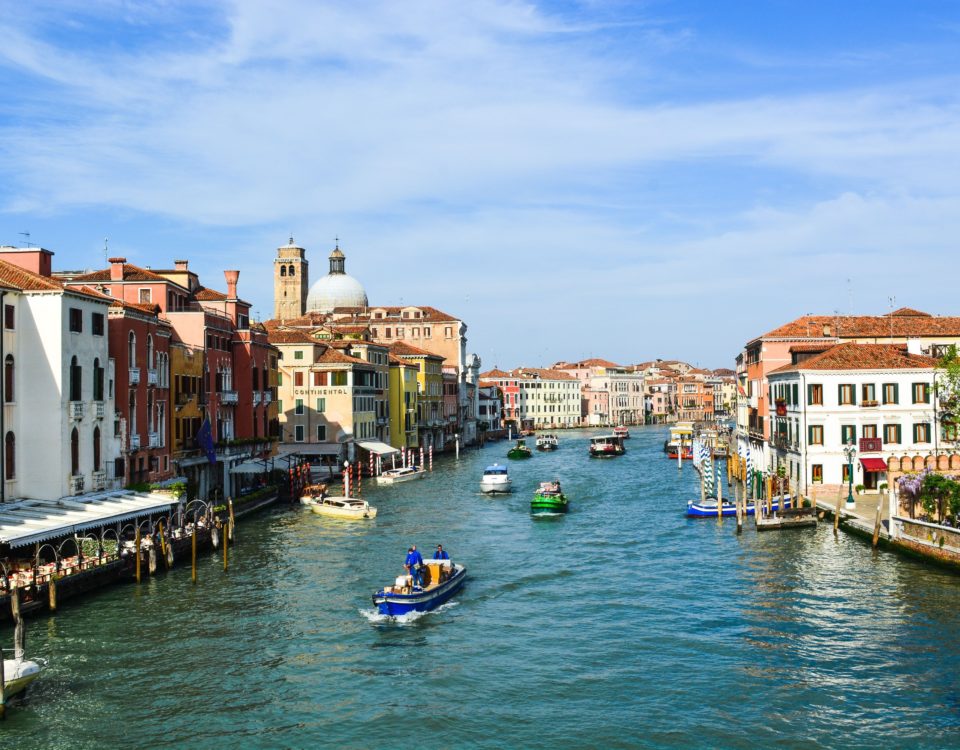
[359,601,459,626]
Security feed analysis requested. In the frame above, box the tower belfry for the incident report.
[273,236,309,320]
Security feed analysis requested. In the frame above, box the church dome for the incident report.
[305,245,368,314]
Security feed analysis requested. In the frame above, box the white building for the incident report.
[1,253,122,501]
[766,343,937,497]
[514,368,582,428]
[554,359,644,425]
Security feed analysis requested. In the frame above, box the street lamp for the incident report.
[843,440,857,509]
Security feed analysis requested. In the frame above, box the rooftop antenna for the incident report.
[18,231,30,247]
[889,295,896,340]
[104,237,109,265]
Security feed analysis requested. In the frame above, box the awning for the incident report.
[357,441,400,455]
[276,443,343,457]
[860,458,888,472]
[0,492,177,549]
[230,460,271,474]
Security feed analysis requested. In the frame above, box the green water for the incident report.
[3,426,960,749]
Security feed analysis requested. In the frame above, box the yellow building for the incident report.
[389,341,445,449]
[389,354,419,449]
[170,341,205,461]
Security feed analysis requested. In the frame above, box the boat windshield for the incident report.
[484,466,508,475]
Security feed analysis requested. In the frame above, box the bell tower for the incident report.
[273,237,309,320]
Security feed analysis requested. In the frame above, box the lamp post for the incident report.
[843,440,857,509]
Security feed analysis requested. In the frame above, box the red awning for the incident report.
[860,457,887,472]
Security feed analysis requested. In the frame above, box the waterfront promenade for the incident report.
[4,426,960,749]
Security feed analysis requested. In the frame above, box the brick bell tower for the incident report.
[273,236,309,320]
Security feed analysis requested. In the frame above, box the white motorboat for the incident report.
[311,496,377,520]
[480,464,512,494]
[377,465,426,485]
[300,484,329,508]
[536,434,559,451]
[2,654,41,700]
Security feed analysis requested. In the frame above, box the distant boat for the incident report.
[589,435,625,458]
[377,466,426,485]
[507,439,533,459]
[480,464,512,494]
[686,496,792,518]
[536,434,559,451]
[613,426,630,440]
[311,496,378,520]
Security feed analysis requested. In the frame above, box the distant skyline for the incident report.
[3,1,960,370]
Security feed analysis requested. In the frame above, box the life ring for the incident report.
[211,527,219,549]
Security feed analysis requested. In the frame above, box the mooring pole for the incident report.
[191,524,198,584]
[135,526,142,583]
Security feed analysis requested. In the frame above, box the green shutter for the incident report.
[924,383,931,403]
[896,424,902,443]
[838,384,844,404]
[913,423,919,443]
[807,384,813,404]
[893,383,899,404]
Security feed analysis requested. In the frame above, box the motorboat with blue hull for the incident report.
[686,496,792,518]
[372,561,466,617]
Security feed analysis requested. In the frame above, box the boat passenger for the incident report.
[433,544,449,560]
[405,546,424,586]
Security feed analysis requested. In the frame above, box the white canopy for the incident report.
[357,441,400,455]
[0,492,177,549]
[276,443,343,457]
[230,460,271,474]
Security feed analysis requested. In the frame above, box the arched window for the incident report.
[93,358,104,401]
[147,335,154,369]
[70,355,82,402]
[4,354,13,403]
[128,331,137,367]
[4,431,14,480]
[280,265,287,277]
[71,427,80,476]
[129,391,137,434]
[288,265,296,276]
[93,425,101,472]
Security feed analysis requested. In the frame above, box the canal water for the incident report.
[4,426,960,749]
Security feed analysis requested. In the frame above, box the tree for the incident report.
[936,345,960,442]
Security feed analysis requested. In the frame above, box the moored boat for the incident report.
[480,464,512,494]
[300,484,328,507]
[531,480,568,514]
[663,421,694,457]
[2,654,41,700]
[686,496,792,518]
[613,425,630,440]
[377,465,426,484]
[589,435,625,458]
[536,434,559,451]
[311,496,377,520]
[372,559,467,616]
[507,439,533,459]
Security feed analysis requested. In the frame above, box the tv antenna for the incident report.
[18,231,30,247]
[104,237,109,265]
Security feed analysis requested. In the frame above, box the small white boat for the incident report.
[377,465,426,485]
[536,434,559,451]
[480,463,512,494]
[2,654,41,700]
[311,496,378,520]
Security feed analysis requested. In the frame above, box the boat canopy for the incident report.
[0,492,177,548]
[358,440,400,455]
[484,465,509,474]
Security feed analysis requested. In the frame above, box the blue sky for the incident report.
[2,1,960,370]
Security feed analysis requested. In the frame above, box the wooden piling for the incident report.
[135,526,142,583]
[716,470,723,520]
[158,521,169,570]
[872,500,883,547]
[834,492,843,535]
[228,499,235,544]
[191,524,198,583]
[735,482,743,534]
[223,520,229,572]
[0,647,5,720]
[49,574,57,612]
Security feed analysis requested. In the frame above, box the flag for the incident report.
[196,417,217,465]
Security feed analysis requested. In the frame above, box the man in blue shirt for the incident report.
[433,544,449,560]
[404,545,424,587]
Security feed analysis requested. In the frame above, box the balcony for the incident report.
[253,392,262,406]
[69,401,84,420]
[94,401,105,419]
[219,390,239,404]
[71,475,85,494]
[129,367,141,385]
[176,392,193,407]
[148,432,160,448]
[860,437,883,453]
[862,399,879,408]
[147,368,158,386]
[130,433,141,451]
[261,391,273,405]
[91,471,106,491]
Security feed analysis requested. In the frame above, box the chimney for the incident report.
[907,337,922,355]
[109,257,126,281]
[224,270,239,299]
[174,259,189,271]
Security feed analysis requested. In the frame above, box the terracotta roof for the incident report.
[479,368,512,379]
[757,313,960,341]
[266,312,330,327]
[268,330,317,345]
[71,263,169,283]
[887,307,932,317]
[0,259,65,291]
[769,343,937,374]
[337,305,460,323]
[712,368,735,376]
[195,286,228,301]
[389,341,444,359]
[513,367,577,381]
[575,358,622,369]
[316,347,368,366]
[789,343,833,353]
